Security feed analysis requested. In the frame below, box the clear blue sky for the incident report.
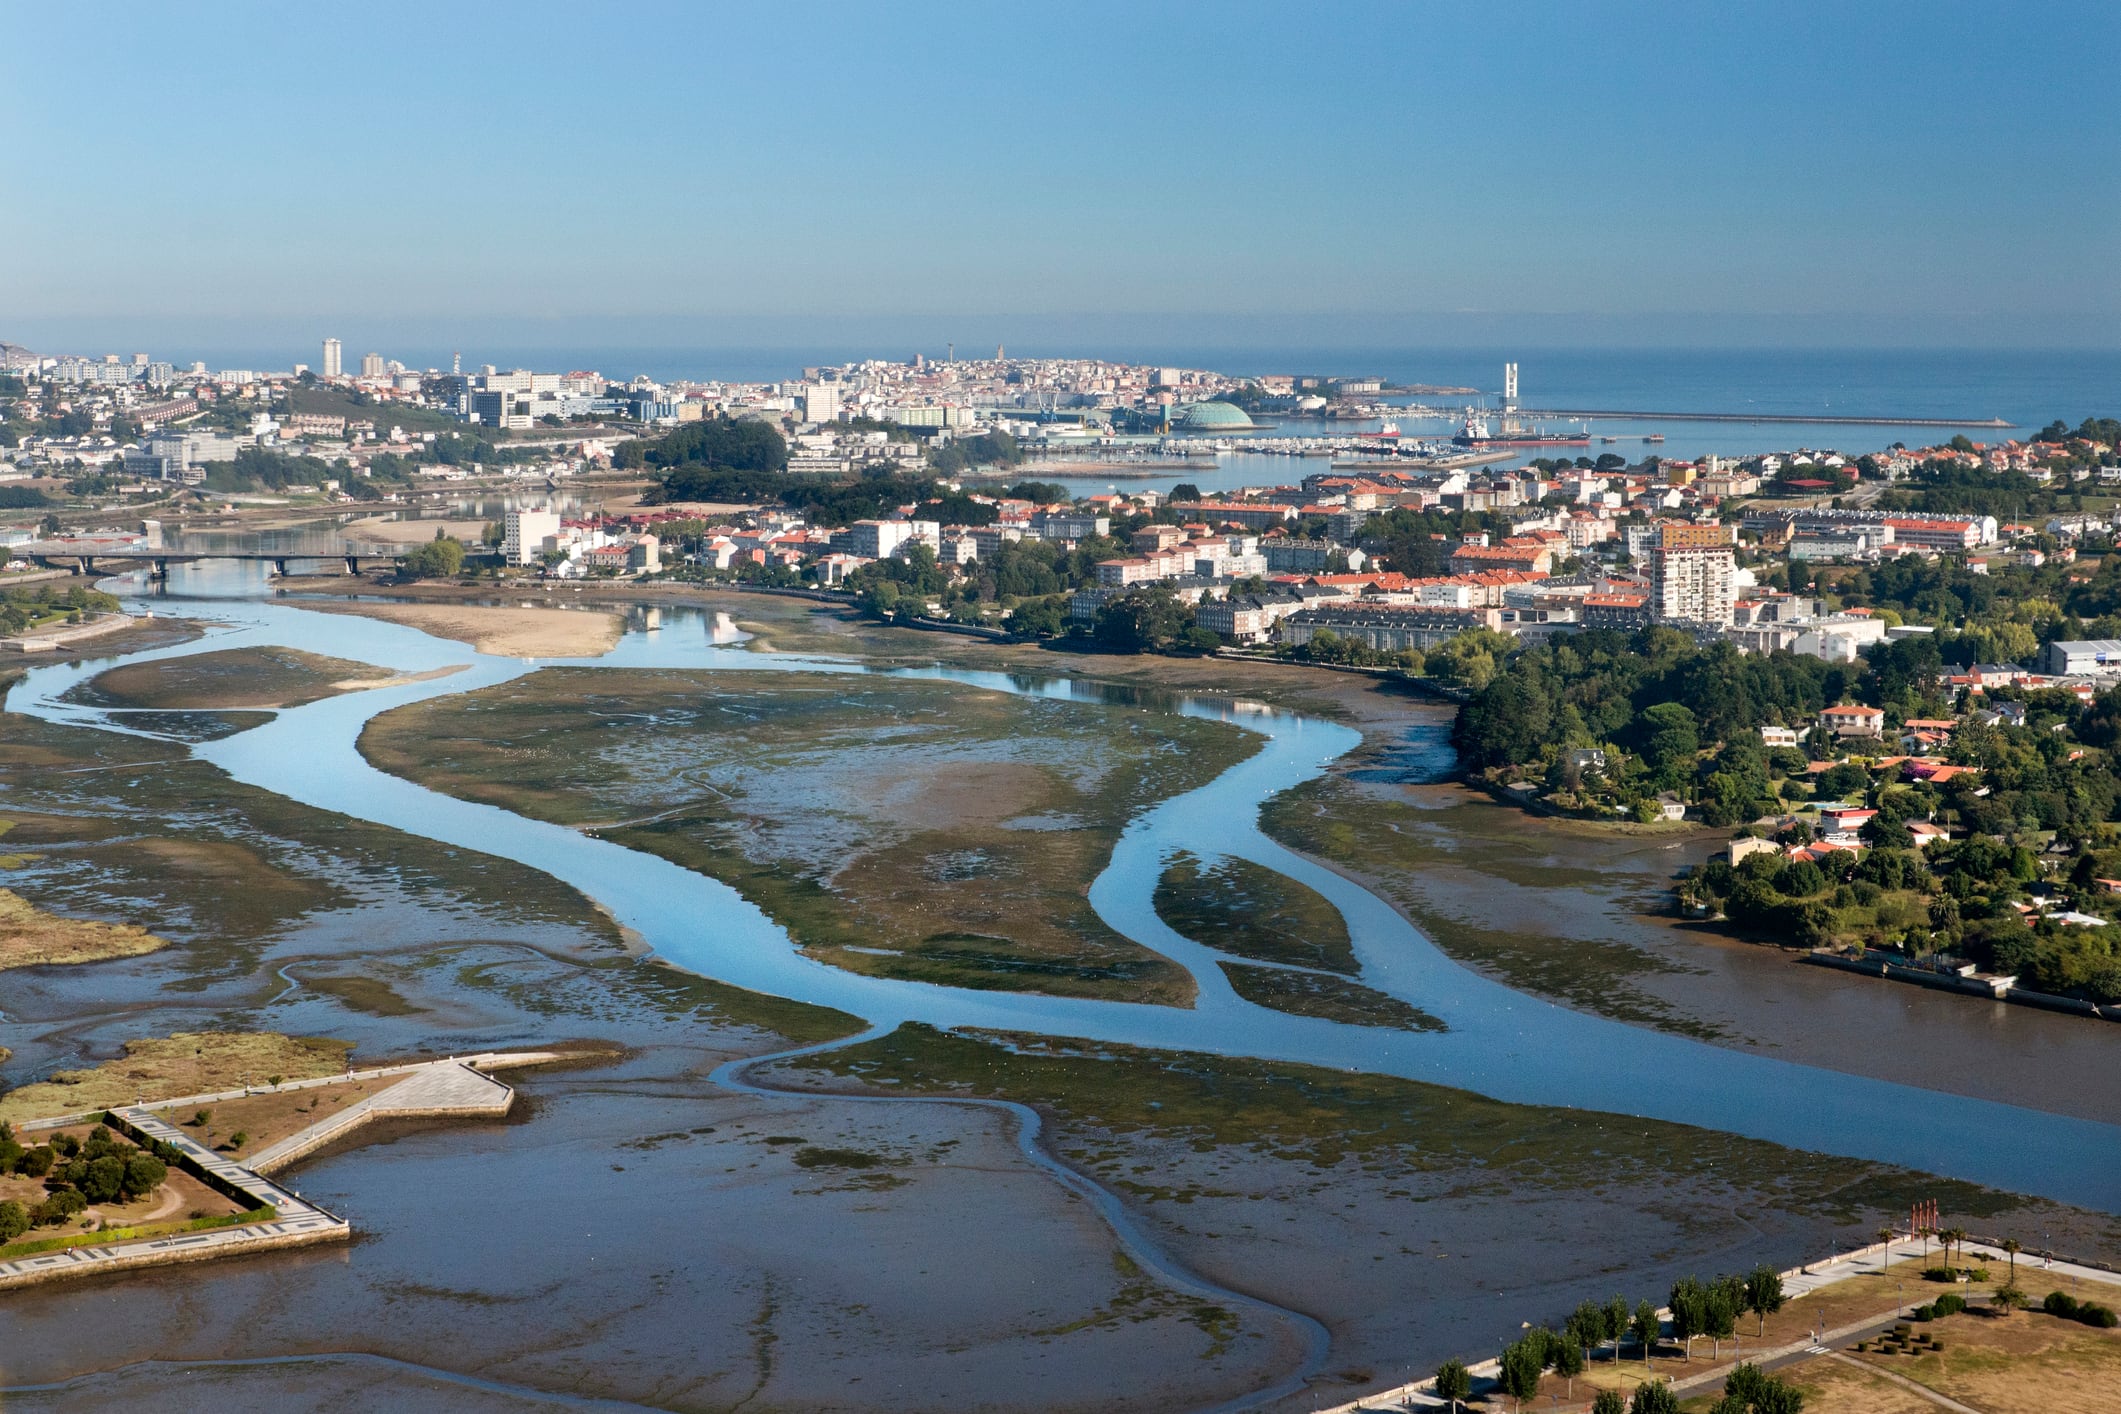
[2,1,2115,351]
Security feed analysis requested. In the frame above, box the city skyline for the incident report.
[3,1,2116,350]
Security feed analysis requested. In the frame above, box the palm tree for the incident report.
[2003,1238,2021,1285]
[1943,1226,1967,1271]
[1877,1226,1895,1267]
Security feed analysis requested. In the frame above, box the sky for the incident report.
[2,1,2116,355]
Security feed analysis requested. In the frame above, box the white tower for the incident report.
[1503,361,1519,411]
[321,337,342,379]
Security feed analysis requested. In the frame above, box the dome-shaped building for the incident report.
[1174,400,1255,431]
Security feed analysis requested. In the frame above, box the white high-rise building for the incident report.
[360,352,384,379]
[801,383,841,423]
[321,338,342,379]
[503,507,563,566]
[1651,523,1737,626]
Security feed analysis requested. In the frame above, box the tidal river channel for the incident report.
[10,594,2119,1214]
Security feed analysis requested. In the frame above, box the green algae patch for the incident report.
[63,646,399,711]
[1216,961,1445,1032]
[1154,849,1356,973]
[362,667,1262,1006]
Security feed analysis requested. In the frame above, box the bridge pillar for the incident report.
[74,556,93,575]
[152,559,169,581]
[345,555,360,576]
[273,558,289,577]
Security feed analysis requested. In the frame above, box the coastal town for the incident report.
[3,338,2119,1411]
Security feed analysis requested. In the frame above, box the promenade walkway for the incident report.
[0,1049,573,1290]
[1319,1237,2121,1413]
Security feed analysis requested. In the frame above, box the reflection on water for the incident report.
[1345,722,1458,785]
[8,592,2120,1213]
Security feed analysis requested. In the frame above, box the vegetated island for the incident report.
[0,888,166,972]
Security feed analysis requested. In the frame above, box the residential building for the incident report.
[1650,523,1736,625]
[321,337,342,379]
[1820,704,1886,737]
[840,519,938,559]
[503,508,562,565]
[1278,604,1500,652]
[360,352,384,379]
[1194,588,1307,643]
[801,383,841,423]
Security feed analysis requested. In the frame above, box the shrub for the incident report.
[0,1200,29,1243]
[2081,1303,2120,1329]
[1911,1305,1933,1321]
[1933,1293,1966,1317]
[1923,1266,1954,1282]
[32,1189,86,1225]
[2044,1291,2079,1318]
[1932,1339,1946,1350]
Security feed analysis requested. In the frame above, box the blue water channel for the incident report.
[10,595,2118,1213]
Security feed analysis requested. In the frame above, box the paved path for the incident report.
[248,1060,515,1172]
[19,1049,573,1132]
[0,1107,347,1289]
[1317,1236,2121,1413]
[0,1049,579,1289]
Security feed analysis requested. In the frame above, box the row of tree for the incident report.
[1434,1267,1788,1412]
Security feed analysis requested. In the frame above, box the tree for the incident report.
[1593,1392,1626,1414]
[1567,1301,1605,1369]
[1606,1294,1632,1362]
[1744,1264,1785,1336]
[122,1153,167,1198]
[2002,1238,2020,1285]
[1719,1363,1805,1414]
[1630,1381,1679,1414]
[79,1154,126,1202]
[401,536,465,580]
[1669,1277,1706,1361]
[1638,702,1702,787]
[1497,1338,1543,1410]
[1433,1357,1471,1412]
[1630,1299,1662,1368]
[1877,1226,1895,1266]
[1553,1336,1585,1397]
[0,1199,28,1243]
[1705,1276,1741,1360]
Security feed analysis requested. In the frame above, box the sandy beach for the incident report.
[289,598,623,659]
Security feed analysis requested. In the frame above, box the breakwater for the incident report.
[1527,408,2013,429]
